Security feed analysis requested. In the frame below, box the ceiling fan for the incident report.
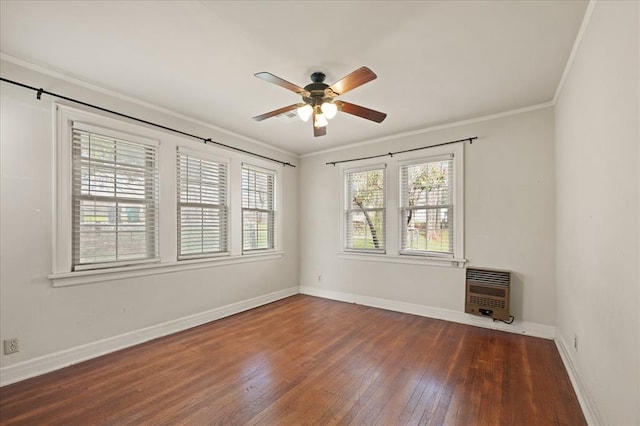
[252,66,387,137]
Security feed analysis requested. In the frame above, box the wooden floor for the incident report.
[0,295,585,425]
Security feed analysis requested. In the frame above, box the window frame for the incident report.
[55,106,162,273]
[338,143,464,266]
[399,154,455,258]
[241,163,277,253]
[342,163,387,254]
[71,122,160,270]
[52,104,285,286]
[396,143,464,262]
[176,147,230,260]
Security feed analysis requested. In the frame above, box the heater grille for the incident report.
[469,294,506,309]
[466,268,510,285]
[465,267,511,321]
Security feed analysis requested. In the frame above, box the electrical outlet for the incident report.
[573,334,578,351]
[3,338,19,355]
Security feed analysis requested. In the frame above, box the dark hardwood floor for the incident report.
[0,295,585,425]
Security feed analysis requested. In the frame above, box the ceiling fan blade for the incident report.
[337,101,387,123]
[314,125,327,137]
[328,66,377,96]
[252,103,303,121]
[254,72,306,94]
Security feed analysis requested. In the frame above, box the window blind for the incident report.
[72,126,159,269]
[345,167,385,252]
[400,156,454,255]
[177,149,228,259]
[241,165,275,251]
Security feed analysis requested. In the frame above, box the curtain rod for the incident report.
[0,77,296,168]
[325,136,478,166]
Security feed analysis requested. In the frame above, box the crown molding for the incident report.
[552,0,597,105]
[300,101,554,158]
[0,53,298,159]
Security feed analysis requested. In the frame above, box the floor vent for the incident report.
[465,267,511,321]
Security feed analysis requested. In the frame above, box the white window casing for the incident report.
[343,164,386,253]
[55,105,166,274]
[71,124,160,271]
[339,143,464,266]
[241,163,276,252]
[399,154,454,258]
[177,147,229,260]
[52,104,285,286]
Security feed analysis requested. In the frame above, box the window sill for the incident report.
[49,251,285,287]
[337,252,466,268]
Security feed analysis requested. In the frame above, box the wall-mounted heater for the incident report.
[465,267,511,321]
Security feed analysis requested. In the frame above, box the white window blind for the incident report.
[72,125,159,270]
[400,155,454,256]
[242,164,275,251]
[345,167,386,252]
[177,149,228,259]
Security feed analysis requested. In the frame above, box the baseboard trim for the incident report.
[299,286,556,339]
[3,285,597,424]
[299,286,605,422]
[0,287,298,387]
[555,334,604,426]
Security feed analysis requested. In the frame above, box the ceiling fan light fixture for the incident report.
[314,113,328,128]
[321,101,338,120]
[296,104,313,122]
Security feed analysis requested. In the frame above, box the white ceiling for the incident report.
[0,1,587,155]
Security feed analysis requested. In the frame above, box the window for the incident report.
[72,123,158,270]
[338,143,463,266]
[53,105,285,285]
[400,155,454,257]
[177,148,228,259]
[344,166,386,252]
[242,164,275,251]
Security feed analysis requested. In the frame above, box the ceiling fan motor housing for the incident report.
[303,73,336,106]
[310,72,326,83]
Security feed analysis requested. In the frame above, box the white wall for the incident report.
[2,6,638,423]
[554,1,639,424]
[299,106,556,328]
[0,60,299,380]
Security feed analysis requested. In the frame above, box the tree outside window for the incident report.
[345,168,385,252]
[401,158,453,255]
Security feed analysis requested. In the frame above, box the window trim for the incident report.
[241,162,277,253]
[398,153,455,258]
[341,162,387,254]
[176,147,230,260]
[53,104,286,285]
[337,143,464,266]
[55,105,165,274]
[48,251,284,287]
[71,122,160,270]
